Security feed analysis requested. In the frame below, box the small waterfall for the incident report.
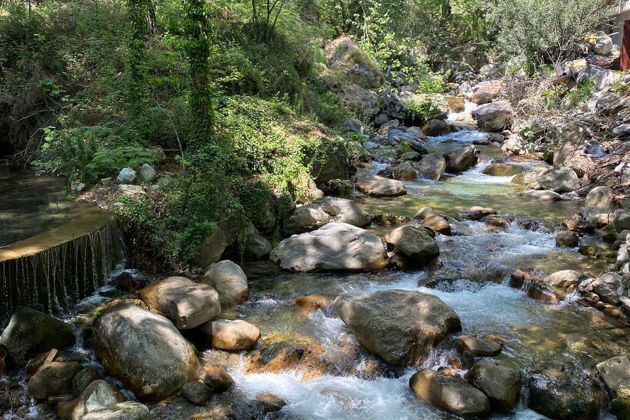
[0,218,124,319]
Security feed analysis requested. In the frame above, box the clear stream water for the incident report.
[3,130,629,419]
[212,130,627,419]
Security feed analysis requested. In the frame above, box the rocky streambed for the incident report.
[2,126,630,419]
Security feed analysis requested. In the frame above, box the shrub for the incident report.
[488,0,607,71]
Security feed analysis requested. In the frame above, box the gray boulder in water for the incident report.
[0,308,75,366]
[139,276,221,329]
[355,174,407,197]
[384,225,439,268]
[410,369,490,416]
[93,302,199,401]
[271,223,389,272]
[285,196,371,235]
[335,289,461,365]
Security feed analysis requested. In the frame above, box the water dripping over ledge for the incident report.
[0,207,125,321]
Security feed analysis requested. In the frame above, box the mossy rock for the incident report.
[612,386,630,420]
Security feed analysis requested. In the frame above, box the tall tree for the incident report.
[183,0,214,142]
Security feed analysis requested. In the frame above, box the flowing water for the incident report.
[2,129,629,419]
[0,168,125,322]
[201,129,627,419]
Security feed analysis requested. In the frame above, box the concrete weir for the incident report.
[0,208,123,316]
[0,170,124,317]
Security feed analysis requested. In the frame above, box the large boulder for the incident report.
[139,276,221,329]
[0,308,75,366]
[285,197,370,235]
[472,101,514,132]
[465,360,521,412]
[355,174,407,197]
[596,356,630,393]
[27,361,82,400]
[528,368,607,420]
[585,186,614,216]
[93,302,199,401]
[444,145,478,173]
[201,260,249,308]
[414,207,451,235]
[384,225,439,268]
[417,154,447,181]
[271,223,388,272]
[531,168,580,193]
[335,289,461,365]
[409,369,490,417]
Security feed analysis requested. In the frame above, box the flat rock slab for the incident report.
[271,223,389,272]
[355,174,407,197]
[457,336,502,357]
[335,289,461,365]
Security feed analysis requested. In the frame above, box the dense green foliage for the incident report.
[0,0,609,268]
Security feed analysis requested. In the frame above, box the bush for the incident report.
[400,99,442,126]
[488,0,607,71]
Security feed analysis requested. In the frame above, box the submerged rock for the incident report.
[201,260,249,309]
[270,223,389,272]
[528,368,607,420]
[0,308,75,367]
[456,336,502,357]
[355,174,407,197]
[384,225,439,268]
[335,289,461,365]
[139,276,221,329]
[93,302,199,401]
[522,189,561,201]
[482,163,523,176]
[409,369,490,417]
[285,196,370,235]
